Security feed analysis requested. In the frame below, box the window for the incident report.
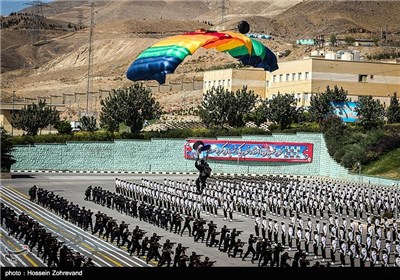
[298,72,302,80]
[305,72,309,80]
[208,81,211,88]
[227,79,231,86]
[266,80,270,87]
[286,74,290,82]
[279,74,283,82]
[370,75,374,79]
[272,75,276,82]
[359,74,367,82]
[292,73,296,81]
[213,80,216,87]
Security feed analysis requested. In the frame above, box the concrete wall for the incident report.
[11,133,399,186]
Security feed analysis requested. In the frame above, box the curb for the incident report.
[10,170,310,178]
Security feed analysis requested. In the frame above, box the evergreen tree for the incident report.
[266,93,299,130]
[228,86,258,127]
[1,126,16,171]
[387,96,400,124]
[54,120,72,135]
[100,83,161,133]
[199,86,258,128]
[12,100,59,136]
[308,85,348,126]
[355,96,385,130]
[79,116,98,132]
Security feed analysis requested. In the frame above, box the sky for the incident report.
[0,0,53,16]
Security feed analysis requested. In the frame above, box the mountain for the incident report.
[1,0,399,111]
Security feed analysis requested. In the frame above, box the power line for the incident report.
[86,0,94,115]
[24,0,47,45]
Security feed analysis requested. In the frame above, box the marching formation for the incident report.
[28,185,214,267]
[1,203,94,267]
[113,175,400,267]
[4,173,398,268]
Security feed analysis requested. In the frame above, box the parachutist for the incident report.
[195,159,211,194]
[238,20,250,34]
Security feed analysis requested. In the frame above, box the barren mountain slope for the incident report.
[2,0,399,109]
[275,0,400,38]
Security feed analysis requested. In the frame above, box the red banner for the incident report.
[185,139,313,163]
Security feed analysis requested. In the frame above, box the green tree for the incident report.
[100,83,161,133]
[253,99,269,126]
[329,34,337,45]
[344,36,355,45]
[54,120,72,135]
[12,100,59,136]
[320,115,346,158]
[355,96,385,130]
[325,85,348,102]
[266,93,299,130]
[228,86,258,127]
[199,86,258,128]
[79,116,98,132]
[1,126,16,171]
[387,96,400,124]
[308,85,348,126]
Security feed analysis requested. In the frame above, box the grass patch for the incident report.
[362,148,400,180]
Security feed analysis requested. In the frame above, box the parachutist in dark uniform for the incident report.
[195,159,211,194]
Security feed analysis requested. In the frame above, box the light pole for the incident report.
[357,162,362,183]
[11,91,15,136]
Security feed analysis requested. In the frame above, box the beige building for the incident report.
[203,68,267,98]
[203,58,400,106]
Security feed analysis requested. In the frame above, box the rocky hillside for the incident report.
[1,0,399,111]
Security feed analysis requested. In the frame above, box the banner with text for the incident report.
[184,140,313,163]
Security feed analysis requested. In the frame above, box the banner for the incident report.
[184,140,313,163]
[331,101,358,123]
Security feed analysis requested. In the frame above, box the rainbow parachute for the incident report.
[126,30,279,84]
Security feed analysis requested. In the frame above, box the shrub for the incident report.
[340,144,366,169]
[54,120,72,135]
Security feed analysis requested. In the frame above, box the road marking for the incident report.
[0,192,122,267]
[2,186,149,267]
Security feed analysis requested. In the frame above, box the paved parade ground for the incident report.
[1,173,255,267]
[1,173,399,268]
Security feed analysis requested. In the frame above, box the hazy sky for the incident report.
[0,0,53,16]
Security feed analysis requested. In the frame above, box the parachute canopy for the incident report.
[126,29,279,84]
